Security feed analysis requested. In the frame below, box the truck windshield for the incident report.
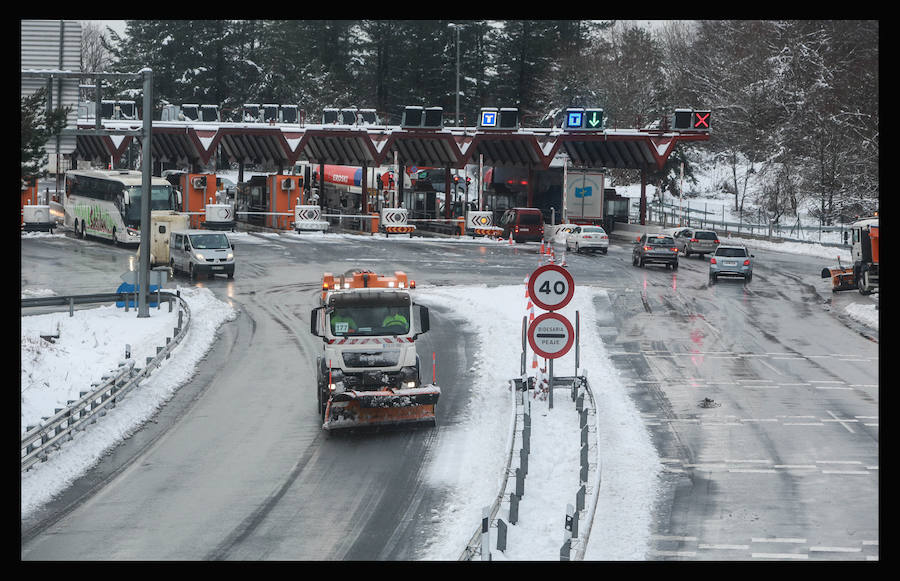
[330,305,410,336]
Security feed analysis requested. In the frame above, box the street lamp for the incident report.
[448,22,461,127]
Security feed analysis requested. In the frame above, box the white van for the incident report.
[169,229,235,279]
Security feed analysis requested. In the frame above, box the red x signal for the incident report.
[693,112,710,129]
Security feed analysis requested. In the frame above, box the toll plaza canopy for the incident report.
[74,119,709,171]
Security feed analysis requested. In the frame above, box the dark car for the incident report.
[499,207,544,243]
[632,233,679,269]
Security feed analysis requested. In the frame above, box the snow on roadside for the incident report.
[21,287,236,517]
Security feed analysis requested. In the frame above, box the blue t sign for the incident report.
[481,110,497,127]
[566,110,583,129]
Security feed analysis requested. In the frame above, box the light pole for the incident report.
[448,22,460,127]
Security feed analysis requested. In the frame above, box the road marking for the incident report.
[650,550,697,558]
[809,546,862,553]
[752,552,808,560]
[825,411,856,433]
[652,535,698,542]
[699,544,750,550]
[751,537,806,543]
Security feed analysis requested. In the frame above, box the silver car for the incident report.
[674,228,720,258]
[709,244,753,282]
[565,225,609,254]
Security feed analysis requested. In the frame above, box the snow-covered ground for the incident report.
[20,224,877,559]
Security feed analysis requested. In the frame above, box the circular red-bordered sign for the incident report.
[528,264,575,311]
[528,312,575,359]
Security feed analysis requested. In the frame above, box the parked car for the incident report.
[499,207,544,243]
[709,244,753,282]
[673,228,720,257]
[565,225,609,254]
[632,233,679,269]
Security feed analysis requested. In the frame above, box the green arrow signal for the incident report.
[587,110,603,128]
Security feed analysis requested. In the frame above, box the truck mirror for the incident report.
[416,305,430,335]
[310,307,323,336]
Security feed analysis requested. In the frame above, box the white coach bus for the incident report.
[64,170,181,244]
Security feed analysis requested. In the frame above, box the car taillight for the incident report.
[601,235,607,239]
[643,246,651,251]
[714,239,720,244]
[671,247,678,252]
[584,235,592,239]
[690,238,698,242]
[743,259,750,266]
[710,257,717,264]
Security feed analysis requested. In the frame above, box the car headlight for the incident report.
[194,252,205,261]
[226,252,234,260]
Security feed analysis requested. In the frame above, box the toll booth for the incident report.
[268,174,301,230]
[180,173,219,228]
[236,174,301,230]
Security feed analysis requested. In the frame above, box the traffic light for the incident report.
[465,176,471,192]
[479,107,519,130]
[479,107,499,128]
[564,107,604,130]
[402,106,424,128]
[499,108,519,130]
[673,108,711,132]
[692,110,711,131]
[403,106,443,128]
[423,107,443,128]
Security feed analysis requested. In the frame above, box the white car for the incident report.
[565,225,609,254]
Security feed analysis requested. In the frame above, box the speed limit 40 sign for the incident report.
[528,264,575,311]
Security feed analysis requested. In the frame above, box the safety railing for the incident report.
[460,373,601,561]
[21,290,190,472]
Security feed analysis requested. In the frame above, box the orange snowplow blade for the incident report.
[323,386,440,431]
[821,266,855,291]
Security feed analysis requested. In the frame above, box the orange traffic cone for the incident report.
[540,241,545,255]
[509,233,514,245]
[560,250,568,267]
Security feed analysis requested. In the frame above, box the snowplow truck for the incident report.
[310,270,440,431]
[821,216,879,294]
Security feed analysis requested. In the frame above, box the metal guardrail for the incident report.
[21,290,190,472]
[460,374,601,561]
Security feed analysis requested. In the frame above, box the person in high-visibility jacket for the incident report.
[382,311,408,332]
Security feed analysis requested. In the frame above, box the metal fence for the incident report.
[639,200,851,247]
[21,290,190,472]
[460,373,601,561]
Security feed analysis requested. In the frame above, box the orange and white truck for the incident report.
[821,215,879,294]
[310,270,440,431]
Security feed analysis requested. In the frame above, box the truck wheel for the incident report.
[858,268,871,295]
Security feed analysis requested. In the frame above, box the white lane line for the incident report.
[752,552,808,560]
[825,410,856,433]
[751,537,806,543]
